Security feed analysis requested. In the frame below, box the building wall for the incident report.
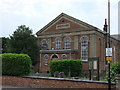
[38,32,120,73]
[37,13,120,73]
[2,76,116,88]
[42,17,86,33]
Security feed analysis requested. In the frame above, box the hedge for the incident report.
[50,59,82,77]
[110,62,120,82]
[1,53,32,76]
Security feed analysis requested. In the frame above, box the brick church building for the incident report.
[36,13,120,73]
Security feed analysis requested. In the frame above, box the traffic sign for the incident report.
[106,48,112,56]
[106,56,112,61]
[106,48,112,61]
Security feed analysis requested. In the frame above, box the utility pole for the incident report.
[108,0,111,90]
[104,1,111,89]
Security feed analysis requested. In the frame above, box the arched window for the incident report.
[64,38,71,49]
[56,39,61,49]
[41,40,47,50]
[81,37,88,61]
[61,54,67,60]
[51,54,59,60]
[44,54,49,66]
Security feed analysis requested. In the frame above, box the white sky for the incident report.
[0,0,119,37]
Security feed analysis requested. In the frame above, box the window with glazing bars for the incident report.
[81,37,88,61]
[41,40,47,50]
[56,39,61,49]
[64,38,70,49]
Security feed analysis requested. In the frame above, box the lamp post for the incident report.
[108,0,111,90]
[104,1,111,89]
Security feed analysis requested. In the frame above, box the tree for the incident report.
[10,25,39,64]
[1,37,11,53]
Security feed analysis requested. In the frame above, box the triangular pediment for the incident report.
[36,13,97,35]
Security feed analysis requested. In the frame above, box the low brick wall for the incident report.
[2,76,116,89]
[116,74,120,90]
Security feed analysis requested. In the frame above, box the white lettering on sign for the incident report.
[56,23,70,29]
[106,48,112,56]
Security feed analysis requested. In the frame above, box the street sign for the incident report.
[106,48,112,61]
[106,56,112,61]
[106,48,112,56]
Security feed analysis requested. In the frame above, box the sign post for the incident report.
[107,0,111,90]
[106,48,112,61]
[106,48,112,90]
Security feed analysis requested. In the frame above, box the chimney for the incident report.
[103,18,108,32]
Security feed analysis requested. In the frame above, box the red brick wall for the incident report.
[43,18,86,33]
[2,76,116,89]
[40,53,72,71]
[38,31,120,73]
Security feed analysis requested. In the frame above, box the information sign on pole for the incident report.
[106,48,112,61]
[106,48,112,56]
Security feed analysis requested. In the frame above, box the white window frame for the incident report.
[64,37,71,49]
[81,36,88,61]
[61,54,67,60]
[41,40,47,50]
[51,54,59,59]
[56,39,61,49]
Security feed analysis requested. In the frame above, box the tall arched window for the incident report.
[44,54,49,66]
[56,39,61,49]
[64,38,71,49]
[41,40,47,50]
[81,37,88,61]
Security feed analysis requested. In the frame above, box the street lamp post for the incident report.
[108,0,111,90]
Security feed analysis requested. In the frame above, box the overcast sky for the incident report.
[0,0,119,37]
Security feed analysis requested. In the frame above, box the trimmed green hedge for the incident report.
[110,62,120,82]
[50,59,82,77]
[1,53,32,76]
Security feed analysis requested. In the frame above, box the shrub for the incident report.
[50,59,82,77]
[1,53,32,76]
[110,62,120,82]
[79,72,88,78]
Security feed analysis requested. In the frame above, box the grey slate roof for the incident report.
[111,34,120,41]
